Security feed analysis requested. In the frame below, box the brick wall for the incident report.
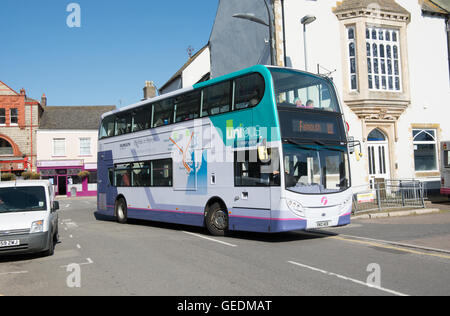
[0,86,41,172]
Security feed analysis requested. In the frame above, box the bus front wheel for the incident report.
[205,202,229,236]
[115,197,128,224]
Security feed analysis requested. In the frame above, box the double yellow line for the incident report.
[305,231,450,260]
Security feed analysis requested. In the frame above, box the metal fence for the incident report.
[352,180,426,214]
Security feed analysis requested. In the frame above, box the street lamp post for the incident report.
[232,0,275,66]
[300,15,316,72]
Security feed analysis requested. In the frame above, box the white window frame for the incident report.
[346,26,358,91]
[79,137,91,156]
[10,108,18,125]
[53,138,66,157]
[366,26,402,92]
[412,129,439,172]
[0,109,5,125]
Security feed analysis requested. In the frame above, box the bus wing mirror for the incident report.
[348,138,363,158]
[348,136,355,155]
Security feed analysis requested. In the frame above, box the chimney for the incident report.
[20,88,26,96]
[143,81,157,100]
[41,94,47,106]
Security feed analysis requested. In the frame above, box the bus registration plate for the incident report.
[316,221,330,228]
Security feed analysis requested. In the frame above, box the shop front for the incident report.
[37,160,97,197]
[0,157,30,176]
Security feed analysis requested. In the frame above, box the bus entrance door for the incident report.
[232,148,272,231]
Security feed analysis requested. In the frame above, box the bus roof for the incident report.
[100,65,330,120]
[101,65,273,120]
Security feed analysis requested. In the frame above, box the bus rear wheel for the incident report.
[206,202,229,236]
[115,197,128,224]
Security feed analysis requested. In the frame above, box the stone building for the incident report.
[161,0,450,193]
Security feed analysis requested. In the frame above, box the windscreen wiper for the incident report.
[282,138,314,150]
[284,138,344,152]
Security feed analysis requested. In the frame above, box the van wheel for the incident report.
[43,233,55,257]
[205,202,229,236]
[115,198,128,224]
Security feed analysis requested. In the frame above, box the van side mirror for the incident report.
[52,201,60,212]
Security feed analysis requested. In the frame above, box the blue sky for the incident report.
[0,0,218,107]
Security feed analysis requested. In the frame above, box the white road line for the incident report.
[76,244,81,249]
[60,258,93,268]
[287,260,409,297]
[0,271,28,276]
[183,231,237,247]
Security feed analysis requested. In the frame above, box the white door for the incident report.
[367,129,390,187]
[368,142,390,185]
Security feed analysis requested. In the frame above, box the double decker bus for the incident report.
[441,141,450,197]
[97,65,353,235]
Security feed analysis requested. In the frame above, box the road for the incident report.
[0,197,449,296]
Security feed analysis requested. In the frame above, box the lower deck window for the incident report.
[109,158,172,187]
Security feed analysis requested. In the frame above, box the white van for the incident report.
[0,180,59,256]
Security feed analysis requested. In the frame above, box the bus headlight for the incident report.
[30,220,44,234]
[286,199,305,217]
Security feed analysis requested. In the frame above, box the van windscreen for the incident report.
[0,186,47,213]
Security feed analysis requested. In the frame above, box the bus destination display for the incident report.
[278,110,344,141]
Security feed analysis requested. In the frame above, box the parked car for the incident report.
[0,180,59,256]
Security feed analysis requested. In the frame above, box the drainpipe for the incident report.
[30,101,33,172]
[281,0,287,66]
[447,16,450,82]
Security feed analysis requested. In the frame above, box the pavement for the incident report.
[348,198,450,252]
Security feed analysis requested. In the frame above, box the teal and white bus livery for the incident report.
[97,65,353,235]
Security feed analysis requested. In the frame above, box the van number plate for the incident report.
[0,240,20,248]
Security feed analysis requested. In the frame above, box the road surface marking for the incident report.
[330,235,450,260]
[0,271,28,276]
[304,231,450,260]
[60,258,93,268]
[76,244,81,249]
[336,233,450,255]
[288,261,409,296]
[183,231,237,247]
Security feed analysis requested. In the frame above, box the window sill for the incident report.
[414,171,440,178]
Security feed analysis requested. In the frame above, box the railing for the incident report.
[352,179,426,214]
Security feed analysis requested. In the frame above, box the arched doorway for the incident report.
[367,128,390,185]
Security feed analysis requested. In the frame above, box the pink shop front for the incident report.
[37,160,97,197]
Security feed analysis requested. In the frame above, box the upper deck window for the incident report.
[234,73,265,110]
[99,72,268,140]
[270,69,340,113]
[153,98,175,127]
[175,91,201,122]
[202,81,231,117]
